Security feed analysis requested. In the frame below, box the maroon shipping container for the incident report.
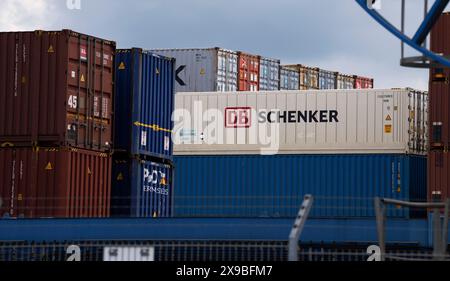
[429,13,450,149]
[353,75,374,89]
[0,147,111,218]
[0,30,115,151]
[428,151,450,201]
[237,52,260,91]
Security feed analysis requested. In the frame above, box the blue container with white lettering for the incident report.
[173,154,426,218]
[114,48,175,160]
[111,156,173,218]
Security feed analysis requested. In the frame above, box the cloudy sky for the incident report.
[2,0,448,91]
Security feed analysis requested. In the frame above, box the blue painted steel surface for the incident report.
[173,154,427,218]
[319,69,336,89]
[0,218,432,247]
[279,67,299,90]
[112,157,173,218]
[114,48,175,160]
[355,0,450,68]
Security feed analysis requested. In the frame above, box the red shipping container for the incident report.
[353,75,374,89]
[429,13,450,149]
[0,147,111,218]
[237,52,259,91]
[428,151,450,201]
[0,30,115,151]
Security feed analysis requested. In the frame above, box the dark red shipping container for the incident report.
[0,30,115,151]
[0,147,111,218]
[237,52,259,91]
[428,151,450,201]
[353,75,374,89]
[429,13,450,149]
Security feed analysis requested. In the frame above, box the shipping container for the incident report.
[0,30,115,151]
[430,12,450,55]
[237,52,259,92]
[428,151,450,202]
[173,154,426,218]
[318,68,336,89]
[150,48,238,92]
[353,76,374,89]
[284,64,319,90]
[259,57,280,91]
[111,156,173,218]
[173,89,428,155]
[114,49,175,160]
[335,73,355,89]
[0,147,111,218]
[279,66,299,90]
[429,13,450,149]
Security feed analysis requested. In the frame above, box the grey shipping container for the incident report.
[335,73,355,89]
[259,57,280,91]
[319,69,336,89]
[150,48,238,92]
[173,154,426,218]
[279,66,299,90]
[284,64,319,90]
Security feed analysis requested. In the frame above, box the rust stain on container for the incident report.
[237,52,259,91]
[0,147,111,218]
[0,30,115,151]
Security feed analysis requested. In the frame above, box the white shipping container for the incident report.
[172,89,428,155]
[150,47,238,92]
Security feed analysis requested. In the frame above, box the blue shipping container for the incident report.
[173,154,427,218]
[319,69,336,89]
[114,49,175,160]
[112,157,173,217]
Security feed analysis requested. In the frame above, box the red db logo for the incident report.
[225,107,251,128]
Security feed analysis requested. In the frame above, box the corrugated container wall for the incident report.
[429,13,450,150]
[318,69,336,89]
[279,66,299,90]
[284,65,319,90]
[173,89,428,155]
[114,49,175,160]
[173,154,427,218]
[112,157,173,218]
[259,57,280,91]
[0,30,115,151]
[428,151,450,201]
[0,147,111,218]
[237,52,259,91]
[336,73,355,89]
[354,76,374,89]
[150,48,238,92]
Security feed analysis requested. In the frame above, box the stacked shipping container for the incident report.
[428,13,450,202]
[112,49,175,218]
[0,30,115,218]
[279,66,299,90]
[354,76,374,89]
[259,57,280,91]
[237,52,260,91]
[336,73,355,89]
[150,48,238,92]
[172,89,428,218]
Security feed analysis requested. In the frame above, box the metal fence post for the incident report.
[288,195,313,261]
[374,197,385,261]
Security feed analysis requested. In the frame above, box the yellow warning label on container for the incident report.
[80,74,85,82]
[45,162,53,170]
[87,167,92,175]
[384,125,392,133]
[160,177,167,186]
[117,173,124,181]
[155,68,160,75]
[200,68,205,75]
[118,62,126,70]
[48,45,55,53]
[385,114,392,121]
[18,194,23,201]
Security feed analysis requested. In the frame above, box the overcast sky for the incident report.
[2,0,448,91]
